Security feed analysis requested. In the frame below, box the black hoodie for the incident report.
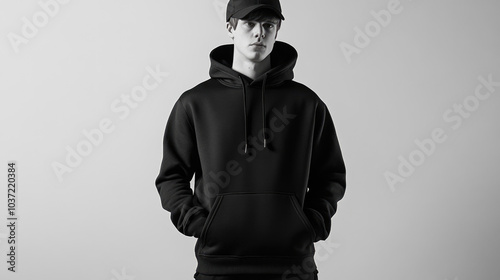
[155,41,346,276]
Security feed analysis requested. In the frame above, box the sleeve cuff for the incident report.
[184,209,208,238]
[303,207,327,242]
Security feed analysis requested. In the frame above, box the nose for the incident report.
[253,23,265,39]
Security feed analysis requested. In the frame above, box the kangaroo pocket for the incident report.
[198,192,316,257]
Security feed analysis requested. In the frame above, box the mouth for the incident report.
[250,43,266,47]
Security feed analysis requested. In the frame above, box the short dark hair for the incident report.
[228,8,282,30]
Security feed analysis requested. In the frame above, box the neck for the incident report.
[232,52,271,80]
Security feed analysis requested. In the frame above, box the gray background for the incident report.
[0,0,499,279]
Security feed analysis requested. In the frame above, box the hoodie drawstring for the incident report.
[261,74,268,148]
[239,74,268,154]
[239,76,249,154]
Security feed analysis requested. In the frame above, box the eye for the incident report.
[244,21,255,28]
[263,23,275,29]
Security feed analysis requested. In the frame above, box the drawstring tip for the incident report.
[244,143,248,154]
[263,138,267,148]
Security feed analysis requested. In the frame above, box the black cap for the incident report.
[226,0,285,22]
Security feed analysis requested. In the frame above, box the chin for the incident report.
[253,57,266,62]
[247,52,268,62]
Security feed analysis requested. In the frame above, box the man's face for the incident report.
[228,18,279,63]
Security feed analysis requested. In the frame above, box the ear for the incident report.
[226,22,235,39]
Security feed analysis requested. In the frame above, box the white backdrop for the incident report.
[1,0,499,279]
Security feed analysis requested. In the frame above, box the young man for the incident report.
[155,1,346,279]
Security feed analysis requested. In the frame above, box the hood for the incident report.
[208,41,298,153]
[209,41,298,87]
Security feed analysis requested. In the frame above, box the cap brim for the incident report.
[227,4,285,22]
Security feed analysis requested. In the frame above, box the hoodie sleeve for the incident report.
[303,101,346,242]
[155,98,208,238]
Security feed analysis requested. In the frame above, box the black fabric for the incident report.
[194,269,318,280]
[226,0,285,21]
[155,41,346,276]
